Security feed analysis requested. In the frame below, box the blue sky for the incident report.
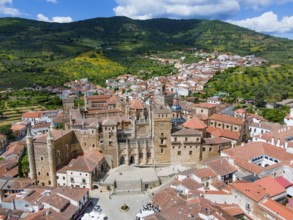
[1,0,293,39]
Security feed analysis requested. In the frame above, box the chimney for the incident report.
[271,137,275,145]
[285,140,288,149]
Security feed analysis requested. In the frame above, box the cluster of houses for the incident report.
[10,110,63,140]
[106,52,266,99]
[2,50,293,219]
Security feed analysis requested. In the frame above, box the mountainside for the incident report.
[0,16,293,89]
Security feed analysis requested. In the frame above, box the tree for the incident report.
[0,124,15,141]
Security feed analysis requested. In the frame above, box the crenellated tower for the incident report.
[47,130,57,187]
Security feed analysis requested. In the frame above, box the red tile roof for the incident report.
[193,168,217,179]
[206,126,240,140]
[183,116,207,130]
[11,124,26,131]
[260,198,293,220]
[256,176,286,197]
[230,181,267,202]
[34,129,72,144]
[22,111,43,118]
[193,102,216,109]
[223,142,293,161]
[209,114,245,126]
[130,99,144,110]
[275,176,292,189]
[205,158,237,177]
[62,150,104,173]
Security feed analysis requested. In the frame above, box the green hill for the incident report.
[0,16,292,89]
[204,65,293,102]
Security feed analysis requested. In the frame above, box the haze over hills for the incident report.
[0,16,293,89]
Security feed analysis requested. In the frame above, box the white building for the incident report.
[57,150,107,190]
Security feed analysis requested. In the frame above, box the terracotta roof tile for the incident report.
[11,124,26,131]
[60,150,104,173]
[130,99,144,110]
[205,158,237,176]
[230,181,267,202]
[260,198,293,220]
[222,142,293,161]
[34,129,72,144]
[193,102,216,109]
[22,111,43,118]
[183,116,207,130]
[206,126,240,140]
[275,176,292,189]
[255,176,286,197]
[203,137,231,145]
[209,114,245,126]
[193,168,217,179]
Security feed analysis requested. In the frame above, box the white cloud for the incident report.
[37,13,50,22]
[113,0,293,20]
[239,0,293,10]
[46,0,58,3]
[113,0,240,19]
[227,11,293,33]
[0,0,20,16]
[36,13,73,23]
[52,16,73,23]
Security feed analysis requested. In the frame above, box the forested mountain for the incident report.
[0,16,292,89]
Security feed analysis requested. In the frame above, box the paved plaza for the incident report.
[89,190,152,220]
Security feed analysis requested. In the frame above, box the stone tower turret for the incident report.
[152,106,172,163]
[47,130,57,187]
[102,118,118,167]
[26,126,36,179]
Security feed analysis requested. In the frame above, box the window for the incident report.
[82,179,86,184]
[189,151,192,155]
[48,181,51,185]
[174,137,177,142]
[38,172,41,176]
[40,156,43,161]
[185,137,188,142]
[57,176,59,180]
[63,177,65,180]
[161,148,164,154]
[203,147,206,152]
[209,147,212,152]
[47,173,49,176]
[161,133,164,137]
[160,139,164,145]
[178,151,181,155]
[70,178,74,182]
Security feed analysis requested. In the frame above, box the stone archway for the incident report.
[130,155,135,165]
